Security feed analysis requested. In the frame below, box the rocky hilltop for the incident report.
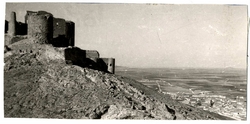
[4,37,232,120]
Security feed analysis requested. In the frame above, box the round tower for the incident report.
[8,12,16,36]
[27,11,53,44]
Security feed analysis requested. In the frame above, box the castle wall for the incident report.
[97,58,115,74]
[66,21,75,46]
[6,11,74,47]
[52,18,75,47]
[5,10,114,73]
[108,58,115,74]
[64,47,115,73]
[64,47,87,67]
[6,12,27,36]
[64,47,100,65]
[6,20,27,36]
[53,18,66,38]
[86,50,100,58]
[27,11,53,44]
[5,12,27,45]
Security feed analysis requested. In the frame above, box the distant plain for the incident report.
[116,67,247,99]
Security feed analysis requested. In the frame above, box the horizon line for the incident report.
[115,65,247,69]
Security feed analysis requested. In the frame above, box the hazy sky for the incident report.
[5,3,248,68]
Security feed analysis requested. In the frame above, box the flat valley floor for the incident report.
[116,67,247,120]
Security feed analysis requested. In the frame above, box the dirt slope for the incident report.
[4,38,232,120]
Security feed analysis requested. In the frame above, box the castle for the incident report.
[5,11,115,74]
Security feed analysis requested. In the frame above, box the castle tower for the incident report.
[27,11,53,44]
[8,12,16,36]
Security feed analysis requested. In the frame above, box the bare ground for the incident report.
[4,37,233,120]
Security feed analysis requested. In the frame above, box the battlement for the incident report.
[4,10,115,74]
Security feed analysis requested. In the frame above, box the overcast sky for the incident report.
[5,3,248,68]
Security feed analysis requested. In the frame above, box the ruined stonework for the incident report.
[107,58,115,74]
[53,18,66,38]
[26,11,53,44]
[66,21,75,46]
[5,12,27,45]
[98,58,115,74]
[64,47,115,74]
[6,11,74,47]
[5,10,115,74]
[8,12,16,36]
[5,12,27,36]
[86,50,100,58]
[64,47,101,69]
[52,18,75,47]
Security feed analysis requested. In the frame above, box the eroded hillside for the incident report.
[4,38,232,120]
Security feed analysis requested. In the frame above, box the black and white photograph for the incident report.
[2,1,249,122]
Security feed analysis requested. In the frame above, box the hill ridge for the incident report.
[4,38,232,120]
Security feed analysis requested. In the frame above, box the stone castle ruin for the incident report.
[5,11,115,74]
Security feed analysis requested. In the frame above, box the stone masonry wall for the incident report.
[52,18,75,47]
[27,11,53,44]
[8,12,16,36]
[65,21,75,46]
